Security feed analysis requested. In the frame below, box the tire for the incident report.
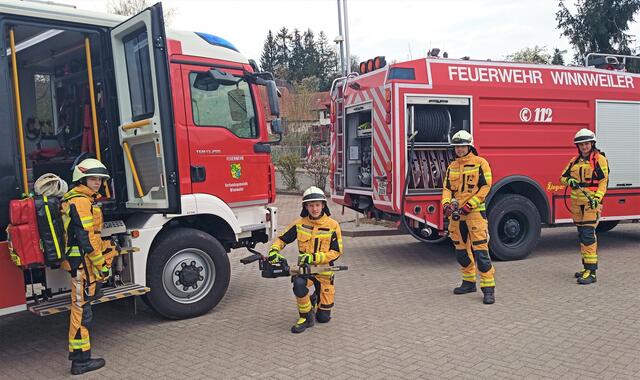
[145,228,230,319]
[596,220,619,233]
[488,194,541,261]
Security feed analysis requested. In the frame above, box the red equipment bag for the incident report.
[6,198,44,267]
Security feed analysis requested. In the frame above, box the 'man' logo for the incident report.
[230,163,242,179]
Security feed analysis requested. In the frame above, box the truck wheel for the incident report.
[488,194,541,261]
[145,228,230,319]
[596,220,619,233]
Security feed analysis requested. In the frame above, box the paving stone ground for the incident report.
[1,194,639,379]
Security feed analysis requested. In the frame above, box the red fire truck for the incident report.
[0,1,281,319]
[329,54,640,260]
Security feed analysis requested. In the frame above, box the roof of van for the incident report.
[0,0,249,64]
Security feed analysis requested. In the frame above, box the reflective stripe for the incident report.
[89,254,104,265]
[68,246,81,257]
[296,226,312,237]
[69,338,90,350]
[462,274,476,280]
[80,216,94,228]
[43,196,63,260]
[468,196,481,207]
[480,279,495,287]
[297,300,312,313]
[442,197,451,205]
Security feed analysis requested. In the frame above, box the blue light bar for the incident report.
[195,32,239,52]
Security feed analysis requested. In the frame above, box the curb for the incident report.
[340,222,405,238]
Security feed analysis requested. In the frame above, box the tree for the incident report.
[260,30,278,74]
[274,27,291,69]
[349,54,360,73]
[557,0,640,63]
[551,48,567,65]
[107,0,176,25]
[302,29,318,79]
[304,154,330,191]
[316,31,338,91]
[288,29,305,82]
[505,46,551,64]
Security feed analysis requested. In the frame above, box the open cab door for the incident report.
[110,3,180,212]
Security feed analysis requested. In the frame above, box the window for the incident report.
[388,67,416,80]
[123,29,154,120]
[189,72,258,138]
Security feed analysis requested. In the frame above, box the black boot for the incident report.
[316,309,331,323]
[71,358,105,375]
[577,270,596,285]
[291,310,315,334]
[481,287,495,304]
[453,280,477,294]
[574,269,586,278]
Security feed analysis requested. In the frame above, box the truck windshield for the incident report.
[189,72,258,138]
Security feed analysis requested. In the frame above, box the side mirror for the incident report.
[266,80,280,117]
[270,118,283,134]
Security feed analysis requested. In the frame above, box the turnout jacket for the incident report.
[560,150,609,204]
[61,185,106,276]
[442,152,493,212]
[271,214,343,265]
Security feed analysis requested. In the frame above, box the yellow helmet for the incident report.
[34,173,68,197]
[302,186,326,203]
[573,128,596,144]
[72,158,110,182]
[451,130,473,146]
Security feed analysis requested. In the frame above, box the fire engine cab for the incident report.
[330,54,640,260]
[0,1,281,319]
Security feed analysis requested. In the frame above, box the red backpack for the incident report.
[6,198,45,267]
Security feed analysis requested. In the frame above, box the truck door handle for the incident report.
[254,142,272,153]
[190,165,206,183]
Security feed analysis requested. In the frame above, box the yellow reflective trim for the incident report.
[69,338,90,350]
[68,246,81,257]
[43,196,63,259]
[297,302,312,313]
[442,198,451,205]
[296,226,312,237]
[89,254,103,263]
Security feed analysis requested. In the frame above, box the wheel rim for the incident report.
[497,211,528,248]
[162,248,215,304]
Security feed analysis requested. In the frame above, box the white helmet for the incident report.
[451,130,473,146]
[574,128,596,144]
[34,173,68,197]
[72,158,110,182]
[302,186,326,203]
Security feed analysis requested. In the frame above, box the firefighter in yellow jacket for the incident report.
[268,186,343,333]
[61,158,114,375]
[560,128,609,285]
[442,130,495,304]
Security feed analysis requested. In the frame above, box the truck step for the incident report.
[29,283,150,317]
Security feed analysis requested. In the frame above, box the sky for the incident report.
[64,0,640,65]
